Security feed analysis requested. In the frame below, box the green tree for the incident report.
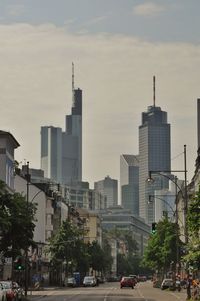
[48,220,86,279]
[88,241,108,273]
[142,218,182,277]
[184,186,200,270]
[0,180,37,275]
[102,236,113,274]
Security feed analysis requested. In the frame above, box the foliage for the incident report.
[48,220,82,265]
[142,218,182,275]
[102,236,113,274]
[184,186,200,268]
[88,241,104,272]
[103,228,140,276]
[48,220,111,276]
[0,180,37,260]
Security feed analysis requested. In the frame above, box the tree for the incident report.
[88,241,105,273]
[103,228,139,276]
[102,236,113,274]
[184,186,200,270]
[48,219,87,281]
[0,180,37,276]
[142,218,182,277]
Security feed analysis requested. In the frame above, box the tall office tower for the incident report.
[120,154,139,215]
[94,176,118,208]
[139,77,171,224]
[41,126,62,183]
[62,63,82,185]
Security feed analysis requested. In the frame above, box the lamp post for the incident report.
[24,163,44,296]
[148,194,183,275]
[147,145,190,297]
[147,146,188,243]
[24,161,30,296]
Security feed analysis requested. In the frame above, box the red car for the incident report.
[120,277,135,289]
[0,281,16,301]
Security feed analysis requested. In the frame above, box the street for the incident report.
[28,280,187,301]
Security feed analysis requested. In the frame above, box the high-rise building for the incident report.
[40,64,82,185]
[41,126,62,183]
[139,104,171,224]
[62,87,82,185]
[120,154,139,215]
[94,176,118,208]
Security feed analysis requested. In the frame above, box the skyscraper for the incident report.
[94,176,118,208]
[139,80,171,224]
[41,64,82,185]
[120,154,139,215]
[41,126,62,183]
[62,86,82,185]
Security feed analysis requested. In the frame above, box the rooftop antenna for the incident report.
[153,75,156,107]
[72,62,75,107]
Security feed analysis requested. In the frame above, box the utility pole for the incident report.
[24,161,30,296]
[184,144,188,244]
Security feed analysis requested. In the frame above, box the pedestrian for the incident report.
[186,275,191,300]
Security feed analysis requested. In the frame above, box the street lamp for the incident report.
[24,162,47,296]
[147,145,188,243]
[148,195,178,222]
[148,195,183,278]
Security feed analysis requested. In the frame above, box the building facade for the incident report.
[40,84,82,186]
[100,206,150,257]
[139,105,171,224]
[0,130,20,191]
[94,176,118,208]
[120,154,139,215]
[62,88,82,185]
[41,126,62,183]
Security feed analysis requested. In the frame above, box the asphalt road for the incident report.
[28,280,187,301]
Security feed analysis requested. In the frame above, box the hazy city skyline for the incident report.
[0,1,199,187]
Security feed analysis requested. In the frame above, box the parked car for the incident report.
[66,277,76,287]
[120,277,134,289]
[161,278,174,290]
[138,275,147,282]
[180,279,187,288]
[175,280,181,291]
[83,276,97,287]
[12,282,24,300]
[0,283,7,301]
[129,275,137,284]
[0,281,16,301]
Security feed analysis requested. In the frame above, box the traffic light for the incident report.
[14,257,24,271]
[151,222,157,234]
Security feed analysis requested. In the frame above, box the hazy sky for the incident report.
[0,0,199,189]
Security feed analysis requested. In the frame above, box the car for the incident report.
[0,283,7,301]
[138,275,147,282]
[12,282,24,300]
[66,277,76,287]
[120,277,134,289]
[0,281,16,301]
[83,276,97,287]
[175,280,181,291]
[161,278,174,290]
[129,275,137,284]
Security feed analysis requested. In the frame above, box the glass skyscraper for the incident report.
[139,105,171,224]
[41,86,82,185]
[120,154,139,215]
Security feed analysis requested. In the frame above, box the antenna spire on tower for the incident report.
[153,75,156,107]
